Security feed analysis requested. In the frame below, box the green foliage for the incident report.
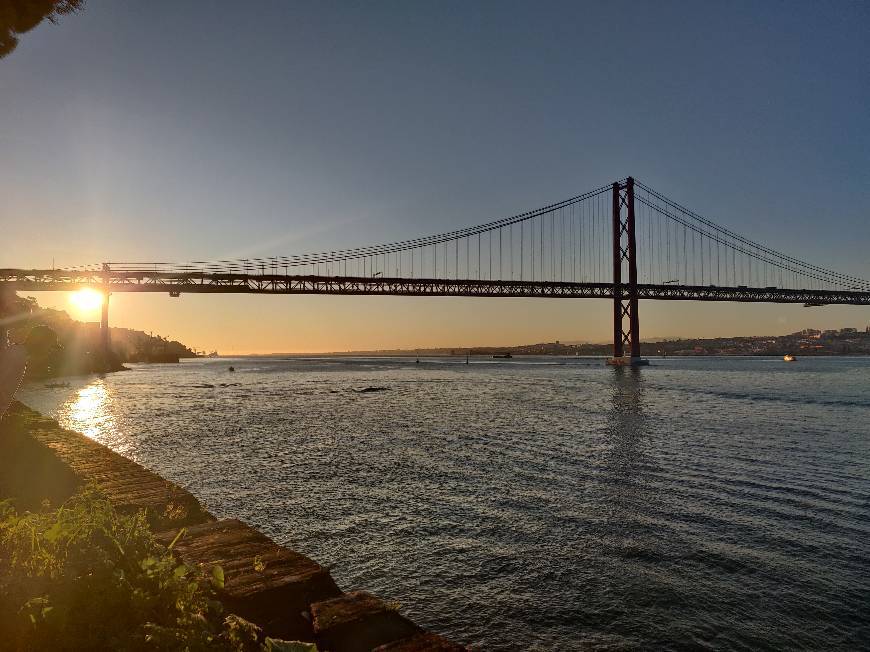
[0,487,317,651]
[1,293,197,377]
[0,0,85,59]
[211,564,226,590]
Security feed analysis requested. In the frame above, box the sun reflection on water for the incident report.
[58,380,117,445]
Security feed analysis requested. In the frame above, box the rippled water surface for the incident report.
[19,356,870,650]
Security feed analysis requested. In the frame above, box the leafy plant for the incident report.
[0,486,316,651]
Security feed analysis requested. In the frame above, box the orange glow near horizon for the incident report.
[23,290,867,355]
[68,288,104,318]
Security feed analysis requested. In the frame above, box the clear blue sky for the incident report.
[2,1,869,351]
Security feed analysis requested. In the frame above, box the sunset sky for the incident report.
[2,1,869,353]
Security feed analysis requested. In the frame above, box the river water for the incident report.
[18,356,870,650]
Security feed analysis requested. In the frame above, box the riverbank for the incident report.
[0,402,465,651]
[307,327,870,358]
[0,292,195,380]
[16,355,869,649]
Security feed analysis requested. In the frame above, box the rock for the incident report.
[311,591,420,652]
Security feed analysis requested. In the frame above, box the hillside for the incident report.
[2,293,195,378]
[331,327,870,358]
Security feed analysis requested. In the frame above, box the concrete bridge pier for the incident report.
[100,294,110,355]
[101,263,111,363]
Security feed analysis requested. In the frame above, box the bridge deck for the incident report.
[2,270,869,305]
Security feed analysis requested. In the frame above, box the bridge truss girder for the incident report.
[2,270,869,304]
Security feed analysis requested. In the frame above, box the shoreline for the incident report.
[183,352,870,359]
[0,402,465,651]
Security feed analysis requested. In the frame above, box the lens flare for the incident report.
[69,288,104,314]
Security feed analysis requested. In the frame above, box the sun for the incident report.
[69,288,105,315]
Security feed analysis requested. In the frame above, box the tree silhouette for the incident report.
[23,324,64,376]
[0,0,84,59]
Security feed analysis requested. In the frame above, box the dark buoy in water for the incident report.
[228,366,235,372]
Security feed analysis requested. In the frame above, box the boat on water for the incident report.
[44,381,70,389]
[783,354,796,362]
[493,353,513,359]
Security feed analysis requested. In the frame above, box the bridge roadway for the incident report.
[3,269,869,305]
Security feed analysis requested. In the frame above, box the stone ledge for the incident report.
[3,402,211,528]
[156,518,342,641]
[373,632,468,651]
[312,591,422,652]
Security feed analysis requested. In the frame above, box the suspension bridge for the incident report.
[2,178,869,364]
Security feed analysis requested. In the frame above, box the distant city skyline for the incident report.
[3,1,869,353]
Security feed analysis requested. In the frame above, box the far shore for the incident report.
[190,327,870,359]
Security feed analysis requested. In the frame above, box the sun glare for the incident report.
[69,288,105,314]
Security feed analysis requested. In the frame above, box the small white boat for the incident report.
[783,354,796,362]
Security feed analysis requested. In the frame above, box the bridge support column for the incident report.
[607,177,648,367]
[101,264,112,367]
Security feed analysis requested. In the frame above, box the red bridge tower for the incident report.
[608,177,648,366]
